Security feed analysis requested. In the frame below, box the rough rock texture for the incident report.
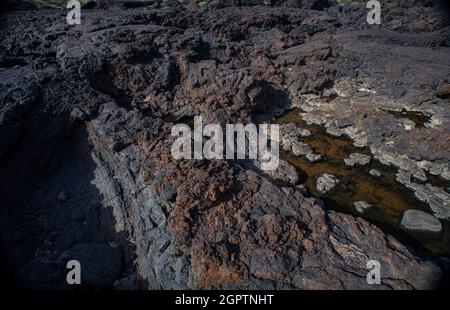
[354,201,372,214]
[369,169,382,178]
[344,153,371,167]
[0,1,449,289]
[269,159,299,185]
[281,124,322,162]
[396,169,450,219]
[316,173,340,195]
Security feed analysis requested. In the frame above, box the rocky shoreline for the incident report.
[1,1,449,289]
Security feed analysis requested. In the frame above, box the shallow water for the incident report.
[274,108,450,257]
[381,109,431,128]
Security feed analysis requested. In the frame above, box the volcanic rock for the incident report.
[400,210,442,235]
[344,153,371,167]
[316,173,339,194]
[269,159,299,185]
[0,0,448,290]
[353,201,372,214]
[369,169,382,178]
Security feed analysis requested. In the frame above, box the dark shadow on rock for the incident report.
[250,81,292,124]
[0,119,141,289]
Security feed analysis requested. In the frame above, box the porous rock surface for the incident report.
[0,0,449,289]
[344,153,371,167]
[316,173,340,195]
[354,201,372,214]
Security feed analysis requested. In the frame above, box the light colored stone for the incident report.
[369,169,381,177]
[325,126,343,137]
[353,201,372,214]
[344,153,371,167]
[400,210,442,234]
[396,170,450,219]
[316,173,339,194]
[292,141,313,156]
[371,146,427,182]
[306,153,322,163]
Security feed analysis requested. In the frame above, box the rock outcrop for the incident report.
[0,1,449,289]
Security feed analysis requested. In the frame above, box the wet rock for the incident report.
[344,153,371,167]
[418,160,450,181]
[281,123,311,138]
[316,173,339,194]
[396,170,450,219]
[325,126,343,137]
[301,112,327,126]
[64,243,122,287]
[286,140,323,163]
[400,210,442,235]
[396,169,412,186]
[371,146,427,182]
[280,124,312,153]
[291,141,313,156]
[280,125,322,162]
[353,201,372,214]
[413,184,450,220]
[343,126,368,147]
[306,152,322,163]
[369,169,382,178]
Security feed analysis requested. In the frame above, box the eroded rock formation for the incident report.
[0,0,449,289]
